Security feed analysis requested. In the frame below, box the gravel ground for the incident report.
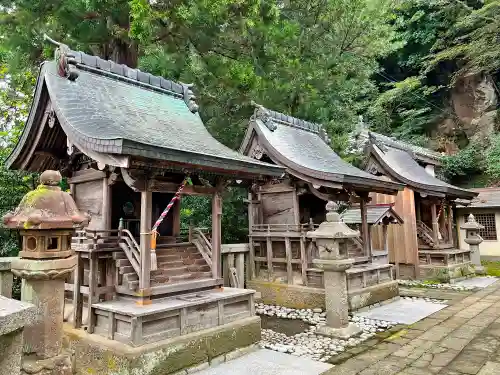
[255,297,447,362]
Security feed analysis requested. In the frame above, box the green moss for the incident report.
[482,261,500,277]
[24,184,49,207]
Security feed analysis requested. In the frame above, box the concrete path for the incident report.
[324,280,500,375]
[355,299,448,325]
[196,349,333,375]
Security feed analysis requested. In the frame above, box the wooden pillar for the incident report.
[72,252,83,329]
[139,191,152,303]
[431,202,439,246]
[382,224,389,253]
[447,204,454,246]
[360,196,371,259]
[172,199,181,238]
[211,191,222,280]
[439,203,446,241]
[102,177,112,230]
[415,199,421,222]
[248,192,256,279]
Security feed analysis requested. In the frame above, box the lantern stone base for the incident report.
[315,323,362,339]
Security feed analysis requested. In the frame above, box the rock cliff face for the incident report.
[436,73,498,152]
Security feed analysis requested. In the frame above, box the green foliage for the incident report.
[441,141,484,181]
[482,261,500,277]
[484,134,500,180]
[180,188,249,244]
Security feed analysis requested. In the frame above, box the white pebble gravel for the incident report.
[255,303,396,362]
[397,279,481,291]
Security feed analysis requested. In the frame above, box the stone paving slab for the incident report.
[196,349,333,375]
[455,277,498,289]
[322,280,500,375]
[355,299,448,325]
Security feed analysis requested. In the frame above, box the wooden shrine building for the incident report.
[6,41,284,348]
[355,129,479,281]
[239,104,405,310]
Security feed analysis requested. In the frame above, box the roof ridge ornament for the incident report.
[44,34,79,81]
[180,83,199,113]
[251,101,277,131]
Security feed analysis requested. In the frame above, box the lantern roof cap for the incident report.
[3,170,88,230]
[307,202,360,239]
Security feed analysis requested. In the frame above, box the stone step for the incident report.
[123,272,138,282]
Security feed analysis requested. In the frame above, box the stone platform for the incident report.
[90,287,255,346]
[64,315,261,375]
[249,262,398,311]
[418,248,474,282]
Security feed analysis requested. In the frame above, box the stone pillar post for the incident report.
[461,214,484,274]
[0,296,36,375]
[307,202,361,339]
[0,257,15,298]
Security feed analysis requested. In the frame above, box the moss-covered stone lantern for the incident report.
[307,201,362,339]
[2,170,88,372]
[3,170,87,260]
[461,213,484,275]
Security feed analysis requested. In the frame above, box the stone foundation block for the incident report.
[63,316,261,375]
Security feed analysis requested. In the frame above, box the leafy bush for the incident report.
[485,134,500,181]
[441,142,484,182]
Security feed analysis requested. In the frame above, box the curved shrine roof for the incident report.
[240,105,403,194]
[7,48,283,179]
[371,144,476,200]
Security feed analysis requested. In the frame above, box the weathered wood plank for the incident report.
[72,252,83,329]
[87,251,97,333]
[236,253,245,289]
[266,237,273,281]
[299,237,307,285]
[285,237,293,284]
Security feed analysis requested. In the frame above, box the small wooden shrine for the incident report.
[6,39,283,354]
[354,128,478,280]
[239,104,405,310]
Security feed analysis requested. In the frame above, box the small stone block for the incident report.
[0,296,36,335]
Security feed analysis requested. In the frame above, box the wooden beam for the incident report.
[68,169,106,184]
[148,180,217,195]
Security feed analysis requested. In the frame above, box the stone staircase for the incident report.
[114,241,212,291]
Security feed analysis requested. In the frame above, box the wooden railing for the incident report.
[118,229,141,275]
[251,223,319,235]
[417,220,436,248]
[192,227,213,267]
[222,244,248,289]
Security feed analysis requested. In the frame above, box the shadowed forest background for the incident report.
[1,0,500,256]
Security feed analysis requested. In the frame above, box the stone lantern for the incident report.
[461,213,485,274]
[3,170,88,373]
[307,201,361,339]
